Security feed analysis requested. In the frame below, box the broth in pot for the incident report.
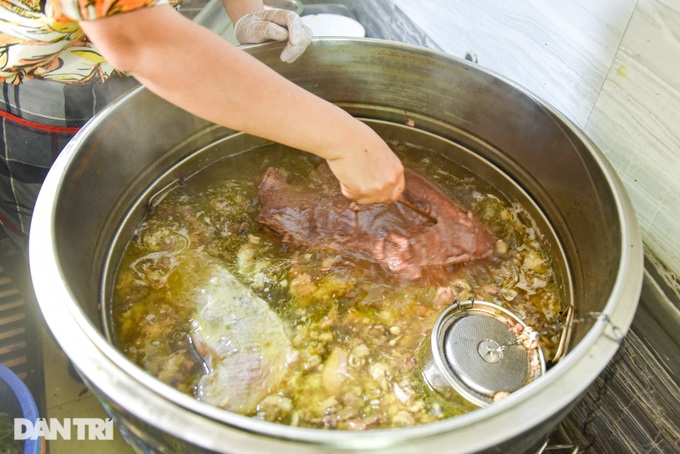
[110,140,566,430]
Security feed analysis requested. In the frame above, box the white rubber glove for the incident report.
[234,9,313,63]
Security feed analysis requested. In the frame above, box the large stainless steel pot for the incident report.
[29,39,643,453]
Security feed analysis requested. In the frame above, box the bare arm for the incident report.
[80,6,404,203]
[220,0,263,23]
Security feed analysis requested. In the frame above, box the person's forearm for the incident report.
[82,6,360,161]
[81,5,404,203]
[220,0,263,24]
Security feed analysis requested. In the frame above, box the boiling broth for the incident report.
[111,141,566,429]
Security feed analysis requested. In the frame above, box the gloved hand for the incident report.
[234,9,313,63]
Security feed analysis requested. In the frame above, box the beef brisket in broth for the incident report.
[256,164,495,279]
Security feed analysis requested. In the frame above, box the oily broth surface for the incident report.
[111,142,565,429]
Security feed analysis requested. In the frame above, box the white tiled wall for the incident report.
[393,0,680,279]
[584,0,680,277]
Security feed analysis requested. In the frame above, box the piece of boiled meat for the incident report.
[175,249,295,413]
[256,164,495,279]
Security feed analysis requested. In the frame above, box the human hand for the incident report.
[234,9,313,63]
[325,128,406,205]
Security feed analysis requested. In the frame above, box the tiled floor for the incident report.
[40,329,133,453]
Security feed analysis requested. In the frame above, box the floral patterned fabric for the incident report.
[0,0,178,84]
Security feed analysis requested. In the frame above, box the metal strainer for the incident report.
[422,299,546,407]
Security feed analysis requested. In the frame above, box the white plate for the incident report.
[302,14,366,38]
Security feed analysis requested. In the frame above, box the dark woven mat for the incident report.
[548,262,680,453]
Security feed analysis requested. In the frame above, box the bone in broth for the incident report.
[110,141,566,429]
